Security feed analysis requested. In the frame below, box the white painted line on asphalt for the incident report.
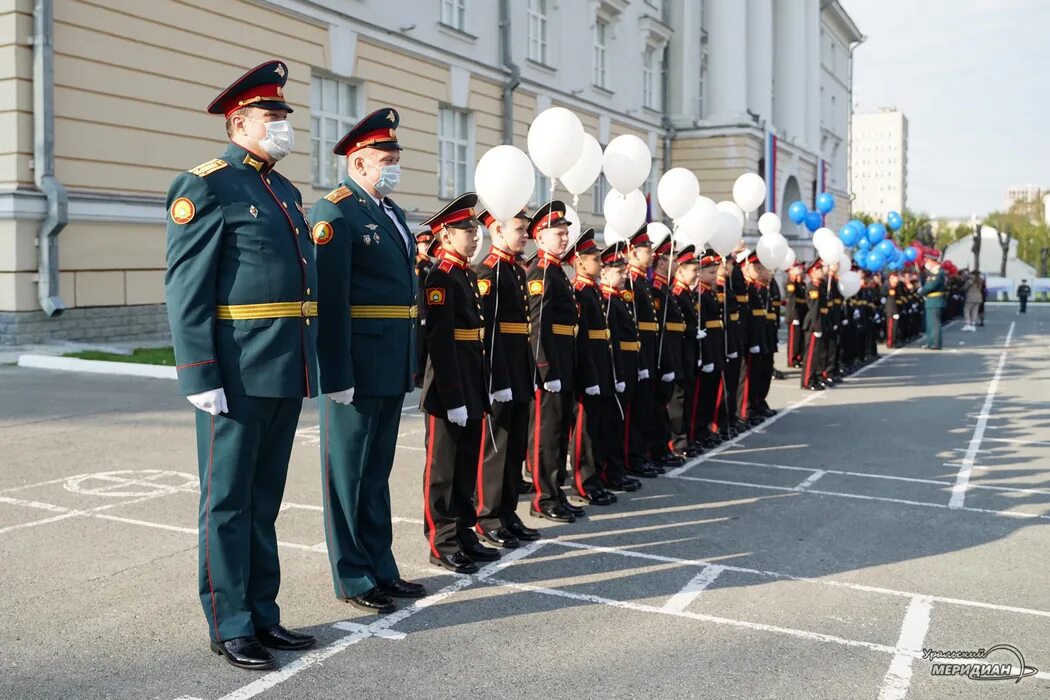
[332,620,406,640]
[661,564,725,613]
[0,511,81,534]
[949,321,1014,510]
[0,473,93,494]
[793,470,826,491]
[985,437,1050,448]
[208,541,545,700]
[0,495,75,513]
[877,597,933,700]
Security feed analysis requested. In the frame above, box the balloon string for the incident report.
[603,292,625,421]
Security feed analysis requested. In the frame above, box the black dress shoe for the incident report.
[460,539,501,562]
[576,488,615,506]
[805,383,824,391]
[557,496,586,517]
[506,519,541,541]
[210,636,275,671]
[255,624,316,651]
[626,465,659,479]
[530,505,575,523]
[430,551,479,574]
[518,480,534,495]
[342,587,396,614]
[477,526,520,549]
[646,461,668,475]
[747,416,764,427]
[378,578,427,599]
[603,476,640,492]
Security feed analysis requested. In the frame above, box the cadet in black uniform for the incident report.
[650,234,686,465]
[526,202,585,523]
[801,260,829,391]
[419,194,497,574]
[414,232,436,388]
[737,252,772,425]
[885,270,902,348]
[668,245,700,456]
[474,208,541,548]
[694,250,726,445]
[565,229,618,506]
[784,262,806,368]
[599,244,646,489]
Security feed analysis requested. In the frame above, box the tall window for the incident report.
[441,0,468,31]
[593,19,608,88]
[438,107,472,199]
[527,0,549,64]
[532,171,551,208]
[642,46,662,110]
[310,74,360,188]
[592,173,609,215]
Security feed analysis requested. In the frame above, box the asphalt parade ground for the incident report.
[1,305,1049,699]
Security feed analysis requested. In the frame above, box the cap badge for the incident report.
[274,63,286,78]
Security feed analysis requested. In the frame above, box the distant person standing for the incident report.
[918,256,946,350]
[961,271,983,331]
[1017,279,1032,313]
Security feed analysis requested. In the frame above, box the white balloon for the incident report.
[781,247,797,270]
[603,189,647,237]
[559,133,603,196]
[732,172,767,214]
[474,145,535,222]
[602,134,652,194]
[839,270,862,298]
[818,237,845,264]
[603,226,626,246]
[657,168,700,220]
[716,200,745,230]
[757,212,782,237]
[709,211,742,256]
[647,221,673,248]
[528,107,584,178]
[812,227,837,252]
[756,233,788,270]
[564,204,582,241]
[837,252,852,273]
[676,196,719,248]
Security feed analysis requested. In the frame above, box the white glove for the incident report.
[543,380,562,393]
[880,297,887,304]
[584,385,600,396]
[792,319,801,326]
[696,329,707,340]
[489,388,513,403]
[638,368,650,381]
[328,388,355,406]
[814,332,823,338]
[727,352,739,359]
[187,388,227,416]
[701,363,715,373]
[447,405,468,426]
[661,372,675,382]
[853,310,861,320]
[749,345,761,354]
[893,314,900,320]
[841,319,849,326]
[614,381,625,393]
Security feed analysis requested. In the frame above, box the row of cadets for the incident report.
[668,245,702,457]
[649,234,688,466]
[736,250,776,424]
[783,262,807,368]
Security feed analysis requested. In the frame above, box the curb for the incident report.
[17,354,177,380]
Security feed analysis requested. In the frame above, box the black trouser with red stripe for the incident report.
[527,388,574,511]
[423,413,482,557]
[652,379,676,457]
[670,378,692,451]
[719,354,742,429]
[598,394,628,483]
[787,321,804,366]
[823,329,839,376]
[569,396,604,496]
[694,369,721,437]
[627,378,655,468]
[752,353,774,411]
[801,331,827,388]
[476,399,530,532]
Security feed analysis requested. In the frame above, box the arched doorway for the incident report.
[780,175,813,261]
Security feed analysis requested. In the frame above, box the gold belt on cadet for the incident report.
[587,329,611,340]
[216,301,317,320]
[454,328,483,341]
[637,322,659,332]
[751,309,767,317]
[499,322,530,335]
[552,323,577,337]
[729,312,740,322]
[620,341,640,352]
[664,322,686,332]
[350,305,418,319]
[735,295,748,303]
[705,320,723,329]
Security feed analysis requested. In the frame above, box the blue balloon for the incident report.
[903,245,918,262]
[886,211,903,231]
[857,236,871,250]
[888,259,902,271]
[853,250,867,268]
[867,222,887,245]
[876,239,896,257]
[788,201,808,225]
[816,192,835,215]
[865,251,885,272]
[839,224,861,247]
[848,219,866,235]
[804,211,823,232]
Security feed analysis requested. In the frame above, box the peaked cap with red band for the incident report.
[477,208,530,230]
[699,248,721,268]
[626,224,652,248]
[208,60,294,117]
[562,228,598,265]
[333,108,403,156]
[421,192,481,235]
[601,242,627,266]
[528,201,570,237]
[652,232,673,256]
[675,245,698,265]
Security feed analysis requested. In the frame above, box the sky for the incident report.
[841,0,1050,218]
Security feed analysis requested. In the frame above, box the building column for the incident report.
[705,0,748,124]
[746,0,773,126]
[805,0,821,153]
[773,0,806,144]
[667,0,702,124]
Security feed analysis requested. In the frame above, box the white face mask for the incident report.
[255,119,294,161]
[370,162,401,197]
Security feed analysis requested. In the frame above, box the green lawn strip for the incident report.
[63,347,176,366]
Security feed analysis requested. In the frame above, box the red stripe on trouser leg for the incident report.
[204,414,221,641]
[573,401,586,496]
[422,415,440,558]
[788,325,795,362]
[688,376,701,442]
[321,398,348,599]
[887,318,894,348]
[531,389,543,511]
[803,335,816,386]
[475,414,487,521]
[740,357,751,419]
[711,379,724,433]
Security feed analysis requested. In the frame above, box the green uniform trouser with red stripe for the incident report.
[319,395,403,600]
[195,394,302,643]
[422,413,482,556]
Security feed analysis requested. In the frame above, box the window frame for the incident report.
[437,106,475,201]
[593,18,609,89]
[527,0,549,65]
[440,0,468,33]
[310,73,363,189]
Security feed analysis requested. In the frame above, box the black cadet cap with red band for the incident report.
[477,208,530,230]
[652,232,673,256]
[626,224,652,248]
[208,60,294,117]
[601,242,627,266]
[562,228,599,265]
[528,201,570,237]
[676,245,698,265]
[699,248,721,268]
[333,108,403,156]
[415,230,435,244]
[421,192,481,235]
[806,259,825,275]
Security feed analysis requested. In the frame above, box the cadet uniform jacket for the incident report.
[477,248,534,402]
[603,285,636,397]
[528,254,578,392]
[627,267,671,374]
[573,276,614,395]
[803,281,827,333]
[672,282,699,378]
[698,282,726,371]
[652,274,685,379]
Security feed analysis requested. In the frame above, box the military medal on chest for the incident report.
[249,205,258,218]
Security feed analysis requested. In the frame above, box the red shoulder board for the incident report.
[483,254,499,268]
[573,278,587,291]
[437,259,456,273]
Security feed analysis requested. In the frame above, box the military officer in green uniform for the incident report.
[919,253,947,350]
[312,108,426,615]
[165,60,317,670]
